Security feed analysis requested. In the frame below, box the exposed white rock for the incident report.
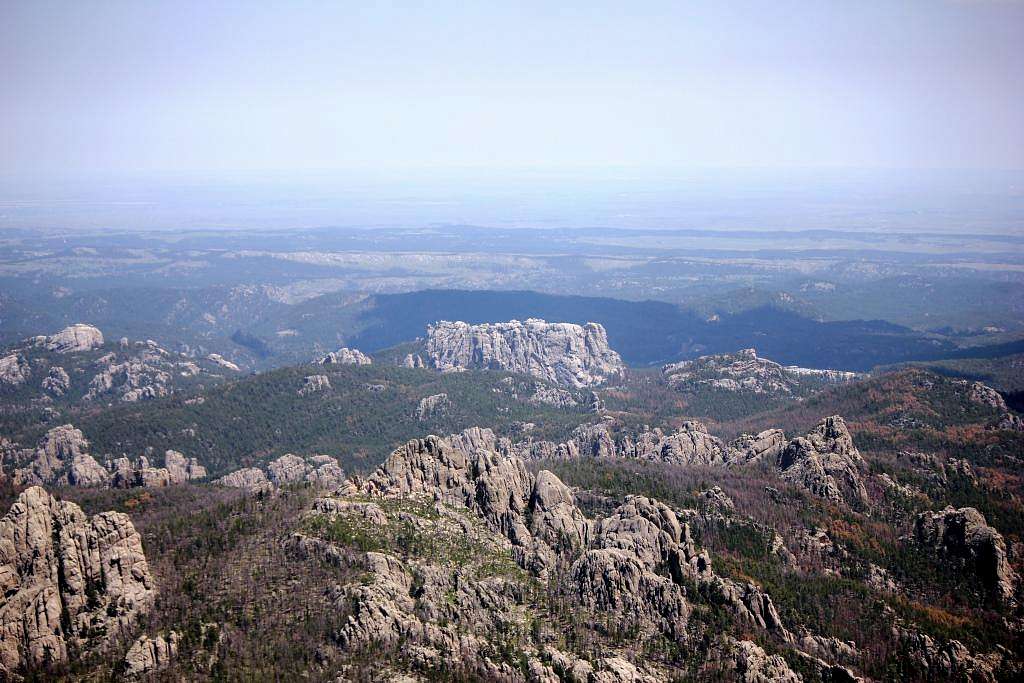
[960,380,1007,411]
[515,420,732,466]
[709,637,801,682]
[41,366,70,396]
[215,467,272,493]
[298,374,331,395]
[319,347,372,365]
[425,319,624,388]
[108,451,206,489]
[401,353,425,368]
[163,449,207,483]
[123,631,180,678]
[529,383,579,408]
[12,424,109,488]
[0,353,30,386]
[206,353,241,372]
[219,454,344,493]
[294,428,867,681]
[0,487,155,676]
[727,429,787,466]
[43,323,104,353]
[267,454,310,485]
[415,393,450,421]
[664,348,858,395]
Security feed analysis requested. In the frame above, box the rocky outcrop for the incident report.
[425,319,625,388]
[319,347,372,365]
[997,412,1024,432]
[894,627,1008,682]
[216,467,272,493]
[727,429,787,466]
[777,416,869,509]
[415,393,450,421]
[897,451,977,488]
[122,632,179,678]
[206,353,240,371]
[708,637,801,682]
[42,323,104,353]
[0,353,30,386]
[267,454,310,485]
[2,334,234,408]
[298,374,331,395]
[913,506,1018,604]
[512,419,806,469]
[529,384,578,408]
[663,348,857,395]
[218,454,344,493]
[515,420,731,466]
[41,366,70,396]
[296,429,862,681]
[401,353,425,368]
[108,451,206,489]
[163,450,207,483]
[11,424,109,488]
[961,380,1007,411]
[0,487,155,676]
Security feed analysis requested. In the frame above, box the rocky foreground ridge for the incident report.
[281,426,1022,681]
[0,487,156,677]
[424,319,625,388]
[286,427,873,681]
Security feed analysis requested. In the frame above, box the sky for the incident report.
[3,0,1023,179]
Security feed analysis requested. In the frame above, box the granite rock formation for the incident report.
[913,506,1018,605]
[425,319,625,388]
[40,324,104,354]
[291,428,862,681]
[663,348,858,395]
[0,487,155,676]
[319,347,372,365]
[777,416,870,509]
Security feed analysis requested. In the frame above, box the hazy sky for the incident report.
[2,1,1023,177]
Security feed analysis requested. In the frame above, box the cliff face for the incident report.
[0,487,155,676]
[425,318,625,388]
